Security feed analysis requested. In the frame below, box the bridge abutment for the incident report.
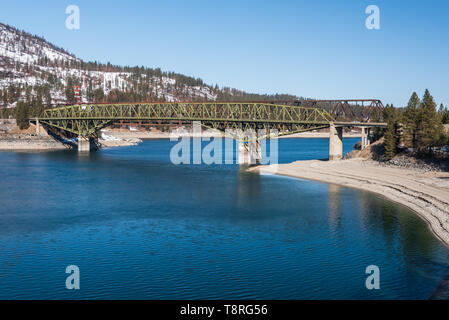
[329,122,343,161]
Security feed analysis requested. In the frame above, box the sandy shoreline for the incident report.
[249,159,449,247]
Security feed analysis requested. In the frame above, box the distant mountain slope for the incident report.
[0,22,299,110]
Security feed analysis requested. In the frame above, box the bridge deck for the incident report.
[335,122,386,128]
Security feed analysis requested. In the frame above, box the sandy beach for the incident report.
[249,159,449,247]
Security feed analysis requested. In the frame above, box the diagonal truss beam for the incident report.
[38,101,384,137]
[39,102,336,137]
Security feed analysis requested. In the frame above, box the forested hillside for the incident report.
[0,22,298,117]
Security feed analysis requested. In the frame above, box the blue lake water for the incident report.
[0,137,448,299]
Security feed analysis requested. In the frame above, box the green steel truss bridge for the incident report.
[38,99,385,138]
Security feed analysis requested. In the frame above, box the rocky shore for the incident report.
[378,155,449,173]
[0,134,68,150]
[99,137,142,148]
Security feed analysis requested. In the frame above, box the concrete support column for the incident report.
[238,139,262,165]
[238,141,249,164]
[35,118,40,136]
[361,127,371,150]
[329,122,343,161]
[78,135,91,152]
[34,118,48,137]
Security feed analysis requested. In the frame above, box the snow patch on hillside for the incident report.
[0,22,218,106]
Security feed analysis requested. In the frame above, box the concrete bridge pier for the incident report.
[329,122,343,161]
[238,139,262,165]
[78,135,91,152]
[35,118,41,136]
[34,118,48,137]
[361,127,371,150]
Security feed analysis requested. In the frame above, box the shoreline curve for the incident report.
[249,159,449,248]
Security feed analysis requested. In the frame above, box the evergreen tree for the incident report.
[43,84,52,106]
[15,101,30,130]
[384,122,396,160]
[371,111,385,141]
[403,92,420,150]
[33,94,43,117]
[93,88,104,103]
[383,104,400,160]
[438,103,449,124]
[65,77,76,104]
[416,89,444,154]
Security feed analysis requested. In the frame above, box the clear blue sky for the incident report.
[1,0,448,107]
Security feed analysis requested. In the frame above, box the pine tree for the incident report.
[15,102,30,130]
[403,92,420,150]
[416,89,444,154]
[34,94,43,117]
[371,111,385,141]
[93,88,104,103]
[438,103,449,124]
[384,123,396,160]
[65,77,75,104]
[383,104,401,160]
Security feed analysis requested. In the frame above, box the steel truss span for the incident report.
[39,100,384,137]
